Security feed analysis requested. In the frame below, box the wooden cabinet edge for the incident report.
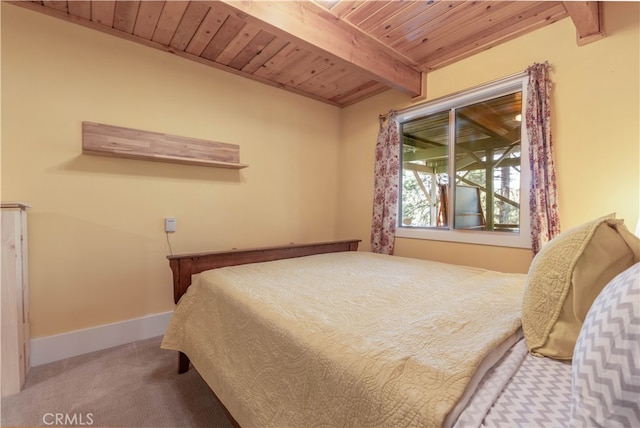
[0,203,30,210]
[1,203,29,396]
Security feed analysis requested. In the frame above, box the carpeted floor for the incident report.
[1,336,233,427]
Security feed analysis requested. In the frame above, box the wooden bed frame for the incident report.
[167,239,361,373]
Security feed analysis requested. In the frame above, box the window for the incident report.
[396,75,531,248]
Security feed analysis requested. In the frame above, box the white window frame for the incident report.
[395,74,532,249]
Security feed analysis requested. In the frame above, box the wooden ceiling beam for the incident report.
[563,1,605,46]
[214,0,423,98]
[9,0,344,107]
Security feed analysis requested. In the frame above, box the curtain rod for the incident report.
[378,69,530,121]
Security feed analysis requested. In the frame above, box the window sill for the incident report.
[395,226,532,249]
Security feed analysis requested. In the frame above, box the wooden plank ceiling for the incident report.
[14,1,604,107]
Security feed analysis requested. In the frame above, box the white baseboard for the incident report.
[30,311,173,367]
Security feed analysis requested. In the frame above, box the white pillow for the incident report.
[570,263,640,427]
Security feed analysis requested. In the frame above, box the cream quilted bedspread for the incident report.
[161,252,525,428]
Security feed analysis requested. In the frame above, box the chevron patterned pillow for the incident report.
[570,263,640,427]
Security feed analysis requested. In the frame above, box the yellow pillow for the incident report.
[522,215,640,360]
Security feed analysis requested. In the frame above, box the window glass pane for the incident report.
[396,75,530,248]
[453,92,522,232]
[400,111,449,228]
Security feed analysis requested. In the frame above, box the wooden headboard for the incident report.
[167,239,361,304]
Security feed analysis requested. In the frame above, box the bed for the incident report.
[161,216,640,428]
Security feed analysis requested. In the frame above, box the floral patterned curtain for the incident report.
[527,62,561,253]
[370,110,400,254]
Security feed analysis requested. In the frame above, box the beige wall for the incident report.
[2,2,639,338]
[1,4,341,337]
[339,1,639,273]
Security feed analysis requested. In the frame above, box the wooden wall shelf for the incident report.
[82,122,248,169]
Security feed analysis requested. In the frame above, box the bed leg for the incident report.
[178,352,190,374]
